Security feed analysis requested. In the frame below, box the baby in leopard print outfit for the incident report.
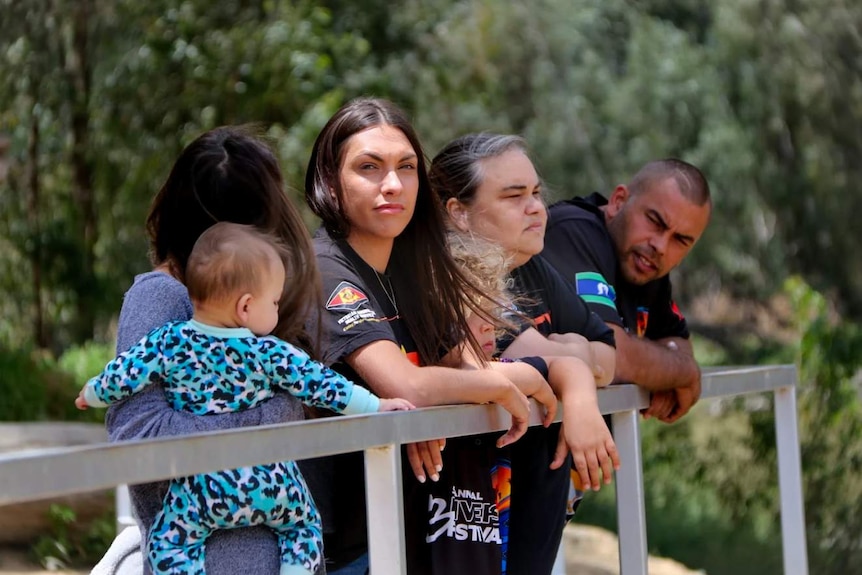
[78,222,413,575]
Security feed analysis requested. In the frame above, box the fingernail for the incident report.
[435,464,443,472]
[417,475,426,483]
[431,473,440,482]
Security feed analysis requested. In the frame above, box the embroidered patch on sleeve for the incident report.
[575,272,617,310]
[636,306,649,338]
[325,281,370,311]
[670,300,686,321]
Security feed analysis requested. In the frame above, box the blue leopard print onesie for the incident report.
[83,319,381,575]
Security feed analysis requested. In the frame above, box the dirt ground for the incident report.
[0,548,86,575]
[562,524,703,575]
[0,523,701,575]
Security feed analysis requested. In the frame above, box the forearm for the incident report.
[390,365,515,407]
[612,327,699,391]
[501,330,582,360]
[548,357,599,403]
[487,361,546,397]
[501,329,615,386]
[349,341,517,408]
[590,342,615,387]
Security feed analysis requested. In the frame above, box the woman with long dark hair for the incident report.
[305,99,548,575]
[94,126,322,575]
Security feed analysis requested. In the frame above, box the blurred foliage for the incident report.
[578,278,862,574]
[784,277,862,571]
[2,1,862,572]
[2,0,862,349]
[32,503,116,569]
[56,340,115,387]
[0,344,105,423]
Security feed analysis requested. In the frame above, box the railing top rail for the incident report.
[700,364,797,399]
[0,365,796,507]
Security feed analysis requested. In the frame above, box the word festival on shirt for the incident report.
[425,487,501,544]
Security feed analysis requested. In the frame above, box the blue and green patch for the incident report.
[575,272,617,310]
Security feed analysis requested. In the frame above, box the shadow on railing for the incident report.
[0,365,807,575]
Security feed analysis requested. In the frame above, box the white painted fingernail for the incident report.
[417,475,426,483]
[431,473,440,482]
[435,464,443,472]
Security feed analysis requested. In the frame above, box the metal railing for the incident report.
[0,365,807,574]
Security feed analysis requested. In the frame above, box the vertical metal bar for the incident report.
[612,409,648,575]
[774,386,809,575]
[550,539,566,575]
[365,444,407,575]
[115,484,135,534]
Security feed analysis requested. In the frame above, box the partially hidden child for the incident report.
[444,232,620,572]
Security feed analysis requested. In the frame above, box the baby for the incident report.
[77,222,412,575]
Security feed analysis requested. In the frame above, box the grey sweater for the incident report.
[103,271,316,575]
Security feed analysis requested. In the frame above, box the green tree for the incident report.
[0,0,366,349]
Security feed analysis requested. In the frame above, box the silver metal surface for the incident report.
[0,404,508,505]
[700,365,797,399]
[0,384,653,506]
[365,444,407,575]
[613,409,648,575]
[774,385,810,574]
[115,484,134,533]
[0,365,807,575]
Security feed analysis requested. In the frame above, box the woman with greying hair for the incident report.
[430,133,617,575]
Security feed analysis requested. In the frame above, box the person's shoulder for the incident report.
[547,192,607,233]
[313,229,356,269]
[543,193,614,265]
[124,271,188,302]
[521,254,559,277]
[116,271,193,352]
[548,193,606,224]
[510,255,568,293]
[312,227,341,257]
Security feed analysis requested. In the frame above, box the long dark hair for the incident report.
[146,125,321,351]
[305,98,488,364]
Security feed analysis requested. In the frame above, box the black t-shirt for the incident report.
[311,228,421,570]
[542,193,690,341]
[504,255,616,347]
[313,229,510,574]
[499,256,614,575]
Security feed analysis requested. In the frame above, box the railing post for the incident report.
[550,540,566,575]
[115,484,135,534]
[774,386,809,575]
[612,409,648,575]
[365,444,407,575]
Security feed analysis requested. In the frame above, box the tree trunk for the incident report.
[67,0,96,342]
[26,103,48,349]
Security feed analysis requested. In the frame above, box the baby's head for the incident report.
[187,222,285,336]
[448,232,514,359]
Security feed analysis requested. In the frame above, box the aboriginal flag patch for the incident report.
[670,300,685,321]
[326,281,370,311]
[575,272,617,310]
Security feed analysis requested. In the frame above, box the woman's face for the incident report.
[338,124,419,248]
[450,149,546,269]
